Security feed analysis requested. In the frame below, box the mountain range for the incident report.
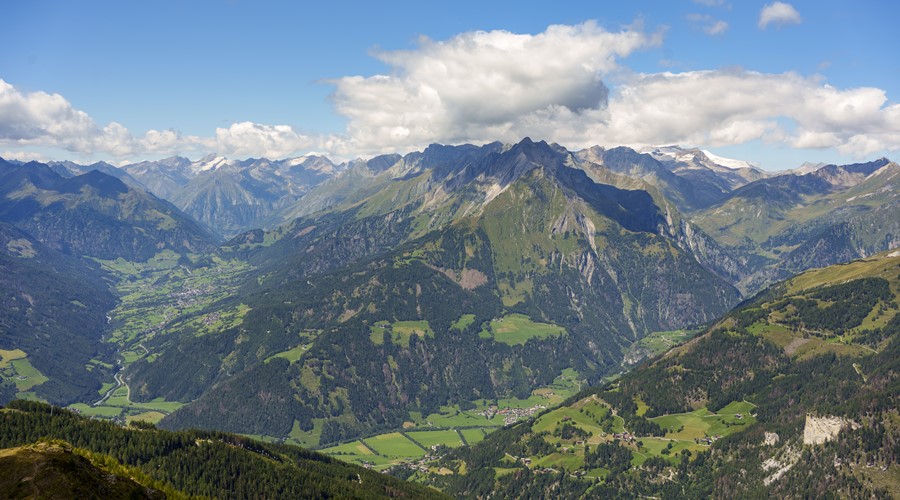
[134,138,740,443]
[0,137,896,497]
[0,158,215,261]
[120,154,341,238]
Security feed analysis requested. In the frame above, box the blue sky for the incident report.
[2,0,898,169]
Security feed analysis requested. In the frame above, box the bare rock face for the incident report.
[803,414,852,445]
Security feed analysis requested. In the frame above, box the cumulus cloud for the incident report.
[3,21,899,162]
[1,150,50,162]
[331,21,662,153]
[335,68,900,157]
[0,79,176,158]
[687,14,729,35]
[330,26,899,158]
[0,79,120,153]
[0,79,321,160]
[705,20,729,35]
[213,122,317,159]
[585,71,900,156]
[759,2,802,29]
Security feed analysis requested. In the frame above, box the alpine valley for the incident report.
[0,139,897,497]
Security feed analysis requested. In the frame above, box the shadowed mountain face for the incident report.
[49,159,148,191]
[0,221,116,404]
[0,158,216,261]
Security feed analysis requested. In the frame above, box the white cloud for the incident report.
[1,150,49,163]
[2,22,899,163]
[0,79,190,159]
[588,71,900,156]
[687,14,729,35]
[705,20,729,35]
[213,122,316,159]
[0,79,115,152]
[331,21,662,154]
[759,2,802,29]
[330,26,899,158]
[0,79,319,160]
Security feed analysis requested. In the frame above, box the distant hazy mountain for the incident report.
[577,145,767,212]
[119,156,193,200]
[692,157,899,292]
[122,154,344,237]
[644,145,770,192]
[271,153,403,223]
[0,158,216,261]
[48,159,149,191]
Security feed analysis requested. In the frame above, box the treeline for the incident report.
[596,390,666,436]
[0,400,446,499]
[617,330,786,417]
[773,277,891,333]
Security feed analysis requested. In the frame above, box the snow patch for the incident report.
[286,156,310,166]
[191,154,230,173]
[701,150,758,170]
[642,146,705,168]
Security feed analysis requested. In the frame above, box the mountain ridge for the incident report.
[0,158,216,261]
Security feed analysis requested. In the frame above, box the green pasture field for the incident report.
[363,433,425,457]
[483,314,566,346]
[406,430,464,449]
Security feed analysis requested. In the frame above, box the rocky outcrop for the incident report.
[803,414,854,445]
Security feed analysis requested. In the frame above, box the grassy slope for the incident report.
[429,251,900,497]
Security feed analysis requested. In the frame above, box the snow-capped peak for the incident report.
[285,155,335,173]
[643,145,704,165]
[701,150,758,170]
[191,154,231,173]
[286,156,311,167]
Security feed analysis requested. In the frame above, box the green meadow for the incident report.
[481,314,567,345]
